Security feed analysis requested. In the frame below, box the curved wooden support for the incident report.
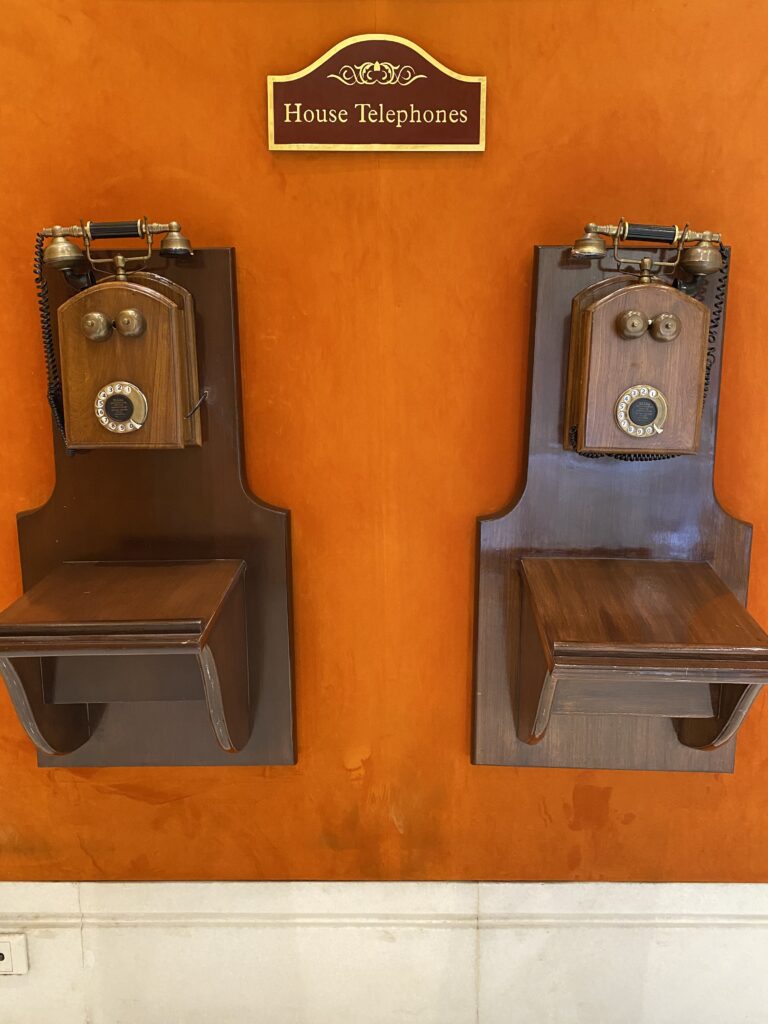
[519,671,557,744]
[676,683,764,750]
[0,656,90,755]
[516,581,556,743]
[198,572,250,752]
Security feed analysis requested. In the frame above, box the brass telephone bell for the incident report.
[42,231,84,271]
[159,222,193,257]
[679,239,723,276]
[571,229,607,259]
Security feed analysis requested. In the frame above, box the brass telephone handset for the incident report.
[565,219,726,457]
[36,218,202,449]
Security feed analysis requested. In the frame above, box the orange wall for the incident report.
[2,0,768,881]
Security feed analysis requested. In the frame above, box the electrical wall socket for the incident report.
[0,934,29,975]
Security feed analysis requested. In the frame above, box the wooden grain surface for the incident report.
[474,246,750,772]
[581,284,709,453]
[127,272,203,447]
[14,250,295,768]
[564,274,632,448]
[0,559,252,759]
[521,559,768,657]
[0,560,243,639]
[58,281,186,449]
[516,558,768,747]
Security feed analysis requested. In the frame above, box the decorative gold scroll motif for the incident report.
[328,61,427,86]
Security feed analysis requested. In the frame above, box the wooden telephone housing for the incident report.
[0,221,295,768]
[59,275,202,449]
[565,277,710,455]
[474,219,768,773]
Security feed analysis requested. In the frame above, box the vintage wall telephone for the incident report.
[474,217,768,773]
[0,219,295,769]
[565,220,724,456]
[36,218,202,449]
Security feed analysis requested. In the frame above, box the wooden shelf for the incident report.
[519,558,768,749]
[0,560,250,759]
[0,561,244,652]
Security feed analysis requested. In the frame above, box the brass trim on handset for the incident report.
[40,218,192,279]
[571,218,723,279]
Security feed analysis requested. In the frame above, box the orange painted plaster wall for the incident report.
[1,0,768,879]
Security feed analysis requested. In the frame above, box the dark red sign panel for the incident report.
[268,34,486,151]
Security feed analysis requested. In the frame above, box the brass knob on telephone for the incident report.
[617,310,648,339]
[81,312,112,342]
[650,313,681,341]
[115,308,146,338]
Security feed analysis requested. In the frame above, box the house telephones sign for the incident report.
[267,34,486,151]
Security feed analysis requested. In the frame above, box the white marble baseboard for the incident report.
[1,882,766,1023]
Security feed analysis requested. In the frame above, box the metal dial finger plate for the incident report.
[615,385,668,438]
[94,381,148,434]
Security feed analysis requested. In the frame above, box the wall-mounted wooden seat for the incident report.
[519,558,768,749]
[0,560,250,761]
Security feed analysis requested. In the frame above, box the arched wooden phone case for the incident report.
[58,275,203,450]
[566,279,710,455]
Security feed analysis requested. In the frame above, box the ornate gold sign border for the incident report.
[267,33,486,152]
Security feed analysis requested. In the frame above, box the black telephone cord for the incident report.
[34,232,67,442]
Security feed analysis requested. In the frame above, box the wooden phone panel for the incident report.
[5,249,295,767]
[474,245,751,773]
[566,280,710,455]
[128,272,202,447]
[563,274,633,448]
[58,281,186,449]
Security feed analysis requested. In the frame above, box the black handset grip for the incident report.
[88,220,143,240]
[623,223,678,244]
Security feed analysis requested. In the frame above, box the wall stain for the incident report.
[567,845,583,870]
[91,783,197,806]
[389,806,405,835]
[567,784,613,832]
[539,798,553,826]
[343,745,371,784]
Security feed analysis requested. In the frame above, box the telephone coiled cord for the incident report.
[34,232,67,442]
[701,242,729,403]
